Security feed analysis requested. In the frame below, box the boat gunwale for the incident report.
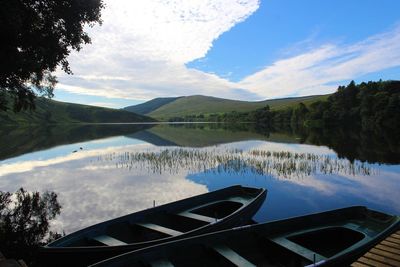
[322,214,400,266]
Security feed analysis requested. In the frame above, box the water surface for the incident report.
[0,123,399,234]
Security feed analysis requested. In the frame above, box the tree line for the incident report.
[253,80,400,132]
[175,80,400,135]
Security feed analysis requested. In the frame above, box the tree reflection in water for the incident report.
[0,188,62,266]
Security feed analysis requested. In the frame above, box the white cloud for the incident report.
[0,143,153,177]
[0,155,207,233]
[57,0,260,101]
[239,26,400,98]
[56,0,400,104]
[98,0,260,63]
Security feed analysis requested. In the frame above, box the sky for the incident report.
[54,0,400,108]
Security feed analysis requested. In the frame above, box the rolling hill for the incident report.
[125,94,329,120]
[0,97,154,125]
[124,97,181,115]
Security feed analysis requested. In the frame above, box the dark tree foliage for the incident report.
[251,80,400,133]
[0,188,62,266]
[302,127,400,164]
[254,105,273,129]
[0,0,104,112]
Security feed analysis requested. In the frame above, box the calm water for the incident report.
[0,123,399,235]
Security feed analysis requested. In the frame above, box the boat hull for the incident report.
[39,185,266,267]
[90,206,400,267]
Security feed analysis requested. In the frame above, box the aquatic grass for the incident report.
[97,148,376,179]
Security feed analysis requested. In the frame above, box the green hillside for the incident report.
[124,97,181,115]
[0,97,154,125]
[143,95,328,120]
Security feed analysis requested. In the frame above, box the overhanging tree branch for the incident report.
[0,0,104,112]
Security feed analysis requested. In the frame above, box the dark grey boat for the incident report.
[40,185,266,267]
[90,206,400,267]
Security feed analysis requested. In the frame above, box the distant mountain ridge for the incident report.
[124,94,328,120]
[1,97,154,125]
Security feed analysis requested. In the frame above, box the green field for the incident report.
[0,97,153,125]
[140,95,329,120]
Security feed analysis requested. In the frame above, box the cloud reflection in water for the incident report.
[0,139,399,235]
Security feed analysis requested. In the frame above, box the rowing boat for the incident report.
[90,206,400,267]
[40,185,266,267]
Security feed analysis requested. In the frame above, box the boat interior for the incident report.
[286,226,365,258]
[116,224,372,267]
[105,232,312,267]
[65,194,255,247]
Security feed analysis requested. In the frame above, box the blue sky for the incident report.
[54,0,400,108]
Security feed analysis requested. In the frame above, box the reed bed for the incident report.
[97,148,375,179]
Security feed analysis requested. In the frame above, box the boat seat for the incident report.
[150,258,175,267]
[269,236,325,263]
[185,197,248,216]
[136,223,183,236]
[91,235,127,246]
[211,244,256,267]
[178,211,216,223]
[227,196,252,206]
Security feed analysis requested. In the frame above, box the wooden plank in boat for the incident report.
[178,211,216,223]
[375,244,400,256]
[370,247,400,261]
[269,236,325,263]
[136,223,183,236]
[211,244,256,267]
[364,251,400,266]
[0,259,24,267]
[227,196,251,205]
[150,259,175,267]
[92,235,127,246]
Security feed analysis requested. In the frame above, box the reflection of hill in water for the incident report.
[127,130,177,146]
[142,124,400,164]
[0,124,153,160]
[143,124,301,147]
[1,123,398,164]
[0,123,302,161]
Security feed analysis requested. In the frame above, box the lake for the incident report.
[0,123,399,235]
